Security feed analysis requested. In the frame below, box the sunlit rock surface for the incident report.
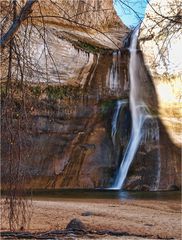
[139,0,182,147]
[24,0,128,84]
[139,0,181,189]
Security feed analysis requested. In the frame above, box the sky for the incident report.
[114,0,148,28]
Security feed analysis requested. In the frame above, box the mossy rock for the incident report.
[76,41,105,54]
[45,85,83,100]
[31,86,42,97]
[100,99,115,117]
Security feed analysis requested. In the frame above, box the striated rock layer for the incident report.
[24,0,128,84]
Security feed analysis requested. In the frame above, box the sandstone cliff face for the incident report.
[2,64,130,189]
[1,0,130,189]
[138,0,181,189]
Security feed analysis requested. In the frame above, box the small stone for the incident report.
[20,226,24,231]
[66,218,86,231]
[144,223,154,227]
[81,211,93,216]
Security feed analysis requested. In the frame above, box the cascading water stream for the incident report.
[111,100,128,146]
[112,28,150,189]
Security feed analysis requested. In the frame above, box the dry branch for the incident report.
[0,0,37,48]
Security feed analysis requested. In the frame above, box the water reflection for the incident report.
[32,189,181,202]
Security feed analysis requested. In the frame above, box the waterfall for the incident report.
[112,28,153,189]
[111,99,128,145]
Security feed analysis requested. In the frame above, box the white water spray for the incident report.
[112,28,150,189]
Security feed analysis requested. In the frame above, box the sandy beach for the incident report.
[1,197,181,239]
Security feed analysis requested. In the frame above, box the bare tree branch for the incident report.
[0,0,37,48]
